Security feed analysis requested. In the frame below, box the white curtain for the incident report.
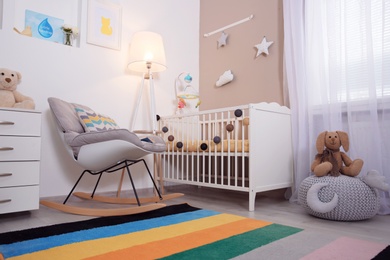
[283,0,390,215]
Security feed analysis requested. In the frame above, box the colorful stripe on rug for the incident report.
[0,203,302,260]
[2,203,388,260]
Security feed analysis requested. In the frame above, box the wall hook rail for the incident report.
[203,14,254,37]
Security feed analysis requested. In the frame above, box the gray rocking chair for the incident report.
[40,97,182,216]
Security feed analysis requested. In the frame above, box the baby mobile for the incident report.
[174,72,201,114]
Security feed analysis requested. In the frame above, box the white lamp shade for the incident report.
[128,31,167,73]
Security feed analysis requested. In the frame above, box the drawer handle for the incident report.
[0,147,14,151]
[0,121,15,125]
[0,199,12,204]
[0,173,12,177]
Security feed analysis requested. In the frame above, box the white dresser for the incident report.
[0,108,41,214]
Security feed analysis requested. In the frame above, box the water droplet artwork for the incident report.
[38,18,53,38]
[25,10,64,43]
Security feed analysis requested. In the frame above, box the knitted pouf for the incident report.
[298,175,379,221]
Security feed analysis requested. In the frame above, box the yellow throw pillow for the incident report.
[75,107,119,132]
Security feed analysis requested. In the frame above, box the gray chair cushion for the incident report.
[65,129,165,156]
[48,97,166,157]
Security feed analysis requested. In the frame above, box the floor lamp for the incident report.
[128,31,167,133]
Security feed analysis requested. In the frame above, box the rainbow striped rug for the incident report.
[0,203,301,259]
[0,203,388,259]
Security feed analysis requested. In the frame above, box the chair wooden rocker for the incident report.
[40,97,183,216]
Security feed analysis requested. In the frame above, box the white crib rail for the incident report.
[158,105,250,191]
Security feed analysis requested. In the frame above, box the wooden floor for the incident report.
[1,185,389,245]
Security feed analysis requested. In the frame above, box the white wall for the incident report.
[0,0,200,197]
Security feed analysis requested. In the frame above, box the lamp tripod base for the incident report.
[131,72,157,133]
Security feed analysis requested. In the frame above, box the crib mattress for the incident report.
[166,139,249,152]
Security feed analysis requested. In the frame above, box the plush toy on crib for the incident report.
[311,130,363,177]
[0,68,35,109]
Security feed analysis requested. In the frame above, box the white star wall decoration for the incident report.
[254,36,273,57]
[217,32,228,48]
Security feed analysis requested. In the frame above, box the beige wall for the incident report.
[200,0,284,110]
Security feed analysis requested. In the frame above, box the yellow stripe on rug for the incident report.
[11,214,271,260]
[85,217,272,260]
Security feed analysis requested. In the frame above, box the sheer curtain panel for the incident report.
[283,0,390,215]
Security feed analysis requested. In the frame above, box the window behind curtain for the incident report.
[309,0,390,104]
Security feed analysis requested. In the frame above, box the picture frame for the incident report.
[25,10,64,43]
[87,0,122,50]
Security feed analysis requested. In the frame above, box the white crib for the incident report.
[157,102,293,211]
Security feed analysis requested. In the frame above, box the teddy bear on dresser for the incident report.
[311,130,363,177]
[0,68,35,109]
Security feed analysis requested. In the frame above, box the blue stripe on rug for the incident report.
[0,209,219,258]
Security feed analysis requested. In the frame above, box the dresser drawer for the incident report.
[0,185,39,214]
[0,162,40,188]
[0,110,41,136]
[0,136,41,161]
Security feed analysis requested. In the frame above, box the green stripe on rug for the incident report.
[159,223,303,260]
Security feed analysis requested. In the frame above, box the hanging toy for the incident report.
[177,98,186,109]
[184,73,192,83]
[195,100,201,108]
[175,72,200,114]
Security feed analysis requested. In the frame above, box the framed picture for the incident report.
[25,10,64,43]
[87,0,122,50]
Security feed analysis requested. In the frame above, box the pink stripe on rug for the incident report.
[300,236,387,260]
